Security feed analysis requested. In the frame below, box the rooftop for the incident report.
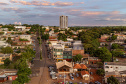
[104,62,126,66]
[56,60,72,69]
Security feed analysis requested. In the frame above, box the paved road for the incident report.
[28,33,55,84]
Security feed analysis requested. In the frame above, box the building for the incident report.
[60,15,68,29]
[63,48,72,61]
[88,57,102,64]
[56,60,73,73]
[81,71,90,80]
[72,41,84,56]
[0,54,12,65]
[20,35,31,41]
[52,44,64,61]
[104,62,126,83]
[0,41,11,48]
[73,63,87,72]
[14,26,26,31]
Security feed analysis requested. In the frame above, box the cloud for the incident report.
[9,0,84,6]
[2,7,30,13]
[54,1,74,6]
[0,2,8,5]
[14,22,21,25]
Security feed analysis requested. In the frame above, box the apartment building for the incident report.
[52,44,64,62]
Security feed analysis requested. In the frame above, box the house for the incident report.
[42,26,49,32]
[19,35,31,41]
[88,57,102,64]
[104,62,126,83]
[52,44,64,61]
[0,69,17,82]
[56,60,73,73]
[81,71,90,80]
[0,41,11,47]
[25,27,31,31]
[14,26,26,31]
[0,54,12,65]
[115,34,126,40]
[73,63,87,72]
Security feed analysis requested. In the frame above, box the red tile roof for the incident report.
[73,64,87,69]
[81,71,89,75]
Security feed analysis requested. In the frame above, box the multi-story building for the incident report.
[104,62,126,83]
[72,41,84,56]
[60,15,68,29]
[52,44,64,62]
[63,48,72,61]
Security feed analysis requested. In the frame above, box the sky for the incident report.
[0,0,126,26]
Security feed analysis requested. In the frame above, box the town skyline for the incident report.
[0,0,126,26]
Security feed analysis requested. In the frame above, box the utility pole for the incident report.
[64,71,65,84]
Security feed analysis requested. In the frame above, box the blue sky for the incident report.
[0,0,126,26]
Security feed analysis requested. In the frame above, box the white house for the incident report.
[19,35,31,41]
[14,26,26,31]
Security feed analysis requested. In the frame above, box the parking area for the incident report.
[48,66,91,84]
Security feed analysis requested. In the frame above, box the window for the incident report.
[116,67,118,69]
[105,66,109,68]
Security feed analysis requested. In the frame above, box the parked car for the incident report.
[51,74,57,79]
[58,81,64,84]
[69,73,72,76]
[69,81,73,84]
[76,73,79,77]
[95,81,101,84]
[71,76,74,80]
[50,71,56,75]
[79,82,83,84]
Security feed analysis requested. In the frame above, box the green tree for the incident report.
[111,35,117,40]
[111,43,119,49]
[15,74,30,84]
[107,76,119,84]
[73,54,83,62]
[96,69,105,76]
[4,58,11,66]
[94,47,112,62]
[1,46,13,54]
[12,80,21,84]
[111,49,124,57]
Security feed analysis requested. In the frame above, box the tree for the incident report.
[96,69,105,76]
[94,47,112,62]
[111,43,119,49]
[15,74,30,84]
[107,76,119,84]
[73,54,83,62]
[1,46,13,54]
[4,58,11,66]
[111,49,124,57]
[111,35,117,40]
[12,80,21,84]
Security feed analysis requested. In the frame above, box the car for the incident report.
[95,81,101,84]
[58,81,64,84]
[71,76,74,80]
[69,81,73,84]
[65,81,69,84]
[79,82,83,84]
[76,73,79,77]
[69,73,72,76]
[51,74,57,79]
